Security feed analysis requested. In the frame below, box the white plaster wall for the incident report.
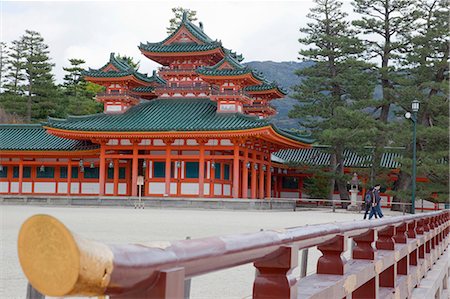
[71,183,80,194]
[105,183,114,194]
[221,139,232,146]
[153,140,165,146]
[214,183,222,196]
[170,183,177,195]
[186,139,198,146]
[118,183,127,195]
[11,182,18,193]
[223,184,231,196]
[22,182,32,193]
[34,182,56,193]
[204,183,210,195]
[58,183,67,194]
[181,183,199,195]
[149,182,165,194]
[182,151,199,155]
[81,183,99,194]
[280,192,299,199]
[0,182,9,193]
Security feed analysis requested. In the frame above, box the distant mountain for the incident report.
[244,61,313,129]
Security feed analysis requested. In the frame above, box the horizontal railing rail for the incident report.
[18,210,449,298]
[95,91,141,99]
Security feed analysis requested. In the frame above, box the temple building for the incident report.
[0,13,313,198]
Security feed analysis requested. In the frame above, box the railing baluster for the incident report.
[317,235,347,275]
[376,225,396,288]
[352,229,377,299]
[253,245,298,299]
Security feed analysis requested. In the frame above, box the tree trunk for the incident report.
[335,146,350,208]
[329,153,337,203]
[392,170,412,212]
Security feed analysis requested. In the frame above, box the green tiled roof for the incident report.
[132,86,155,93]
[273,147,404,169]
[44,98,312,144]
[82,53,157,84]
[0,125,98,151]
[161,12,214,45]
[139,42,221,53]
[244,81,289,95]
[196,54,265,81]
[45,99,268,132]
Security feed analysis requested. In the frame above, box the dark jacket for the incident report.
[373,189,382,204]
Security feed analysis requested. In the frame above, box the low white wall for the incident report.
[70,182,80,194]
[214,183,222,196]
[57,182,67,194]
[280,191,300,198]
[181,183,199,195]
[223,184,231,196]
[34,182,56,194]
[0,182,9,193]
[81,183,99,194]
[149,182,165,194]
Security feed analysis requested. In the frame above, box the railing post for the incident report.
[300,248,308,279]
[317,235,347,275]
[253,245,298,299]
[393,222,408,276]
[352,229,378,299]
[376,225,396,288]
[407,220,418,267]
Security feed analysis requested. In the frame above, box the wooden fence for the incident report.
[18,210,449,298]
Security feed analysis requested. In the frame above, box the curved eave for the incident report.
[198,73,263,86]
[84,75,152,87]
[139,47,224,57]
[0,148,100,156]
[246,88,286,99]
[43,126,310,148]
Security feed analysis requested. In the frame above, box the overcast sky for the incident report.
[1,0,355,83]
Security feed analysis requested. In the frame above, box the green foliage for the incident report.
[290,0,377,200]
[167,7,197,34]
[116,54,140,70]
[303,175,330,199]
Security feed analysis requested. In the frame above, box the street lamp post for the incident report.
[405,100,420,214]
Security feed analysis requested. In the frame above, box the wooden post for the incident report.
[317,235,347,275]
[258,154,264,199]
[67,161,72,196]
[253,245,298,299]
[198,141,205,198]
[352,229,377,299]
[266,153,271,198]
[251,152,257,199]
[113,159,119,196]
[131,142,139,197]
[232,142,240,198]
[18,159,23,194]
[164,140,173,196]
[376,226,396,288]
[99,144,106,196]
[242,147,249,199]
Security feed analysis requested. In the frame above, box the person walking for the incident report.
[373,184,384,218]
[364,187,378,220]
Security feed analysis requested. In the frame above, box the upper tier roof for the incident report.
[244,81,289,95]
[196,53,265,82]
[82,53,163,84]
[44,98,313,144]
[0,125,98,151]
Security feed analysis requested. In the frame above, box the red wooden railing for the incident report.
[18,210,449,298]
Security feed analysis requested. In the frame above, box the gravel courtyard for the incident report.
[0,205,403,299]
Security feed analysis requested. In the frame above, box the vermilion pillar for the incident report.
[242,147,249,199]
[251,152,257,199]
[18,159,23,194]
[67,161,72,196]
[199,141,205,197]
[131,143,139,197]
[113,159,119,196]
[232,143,240,198]
[266,153,272,198]
[164,140,172,196]
[99,144,106,196]
[258,154,264,199]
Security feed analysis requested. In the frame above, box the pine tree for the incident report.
[393,0,449,206]
[166,7,197,34]
[352,0,418,184]
[0,42,9,91]
[61,58,103,116]
[4,39,26,94]
[21,30,58,122]
[290,0,377,202]
[116,54,140,70]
